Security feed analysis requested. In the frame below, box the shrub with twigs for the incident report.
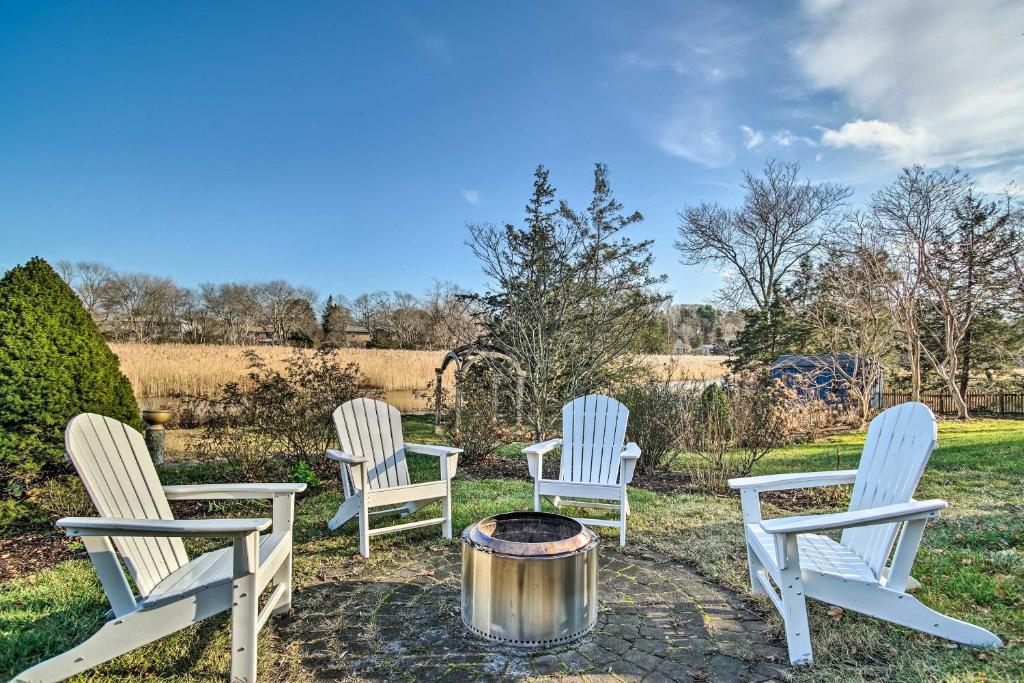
[685,374,789,494]
[615,378,698,475]
[190,348,381,481]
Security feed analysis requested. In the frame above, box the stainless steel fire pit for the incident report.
[461,511,599,647]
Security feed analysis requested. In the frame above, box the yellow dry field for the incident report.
[110,342,729,401]
[639,353,729,382]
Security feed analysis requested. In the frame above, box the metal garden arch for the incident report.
[434,343,524,433]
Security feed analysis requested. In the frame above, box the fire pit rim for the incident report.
[462,511,597,557]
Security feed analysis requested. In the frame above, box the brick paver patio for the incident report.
[284,543,791,682]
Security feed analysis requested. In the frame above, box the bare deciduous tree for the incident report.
[676,160,851,312]
[918,190,1019,418]
[424,280,479,349]
[105,273,185,342]
[56,261,115,322]
[867,166,966,401]
[255,280,319,345]
[200,283,261,344]
[806,239,894,425]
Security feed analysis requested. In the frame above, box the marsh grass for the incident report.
[110,342,729,403]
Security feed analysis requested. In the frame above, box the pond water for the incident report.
[384,389,431,413]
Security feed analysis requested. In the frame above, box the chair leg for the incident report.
[778,559,813,665]
[442,483,453,540]
[746,543,767,596]
[271,553,292,616]
[231,573,259,683]
[825,580,1004,648]
[358,496,370,559]
[12,605,198,683]
[327,495,360,531]
[533,480,541,512]
[619,495,627,547]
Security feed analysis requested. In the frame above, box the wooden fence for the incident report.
[880,391,1024,415]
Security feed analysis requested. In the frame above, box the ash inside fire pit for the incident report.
[481,514,580,543]
[461,512,599,647]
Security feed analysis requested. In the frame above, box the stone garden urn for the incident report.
[141,409,173,464]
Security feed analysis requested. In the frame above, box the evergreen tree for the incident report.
[467,164,666,437]
[950,193,1020,398]
[728,296,788,369]
[0,258,141,490]
[321,294,337,335]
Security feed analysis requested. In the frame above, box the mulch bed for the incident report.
[0,500,226,585]
[459,453,851,508]
[459,454,706,494]
[0,531,86,583]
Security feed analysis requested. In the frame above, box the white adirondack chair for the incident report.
[325,398,462,558]
[523,395,641,546]
[13,413,306,683]
[729,402,1003,666]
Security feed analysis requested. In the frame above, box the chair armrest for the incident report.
[728,470,858,492]
[57,516,273,538]
[326,449,369,465]
[760,500,947,535]
[404,443,463,456]
[619,442,641,484]
[523,438,562,456]
[524,439,561,479]
[163,483,307,500]
[405,443,461,479]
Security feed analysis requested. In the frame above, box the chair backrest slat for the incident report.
[560,395,629,485]
[332,398,410,491]
[841,402,937,577]
[65,414,189,597]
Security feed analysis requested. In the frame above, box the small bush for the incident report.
[442,371,510,464]
[615,378,695,475]
[290,460,321,487]
[190,348,381,481]
[770,372,841,441]
[685,374,788,494]
[29,477,94,520]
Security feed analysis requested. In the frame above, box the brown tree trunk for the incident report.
[909,335,922,403]
[959,323,972,401]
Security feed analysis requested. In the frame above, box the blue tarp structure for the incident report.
[770,354,882,407]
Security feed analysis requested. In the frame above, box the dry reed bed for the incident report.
[110,342,728,399]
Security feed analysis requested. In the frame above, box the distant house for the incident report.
[698,344,714,356]
[251,327,275,345]
[344,324,371,347]
[770,354,883,408]
[671,338,688,354]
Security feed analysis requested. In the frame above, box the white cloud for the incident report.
[740,125,817,150]
[820,119,927,156]
[795,0,1024,169]
[460,189,480,205]
[740,125,764,149]
[658,102,735,168]
[771,129,817,147]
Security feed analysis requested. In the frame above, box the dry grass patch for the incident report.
[110,343,729,401]
[639,353,729,381]
[110,342,452,397]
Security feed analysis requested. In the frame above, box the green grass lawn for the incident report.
[1,418,1021,681]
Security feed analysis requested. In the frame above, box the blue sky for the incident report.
[2,1,1021,304]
